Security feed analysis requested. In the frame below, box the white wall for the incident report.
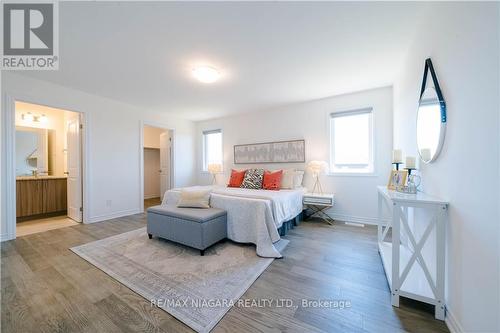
[1,72,197,240]
[196,87,393,224]
[394,3,500,332]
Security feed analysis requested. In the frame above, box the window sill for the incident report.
[327,172,378,177]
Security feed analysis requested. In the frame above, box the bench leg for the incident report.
[148,233,152,239]
[200,249,205,256]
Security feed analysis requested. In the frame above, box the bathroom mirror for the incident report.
[15,127,51,176]
[417,58,446,163]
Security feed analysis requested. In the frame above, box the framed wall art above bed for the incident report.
[234,139,305,164]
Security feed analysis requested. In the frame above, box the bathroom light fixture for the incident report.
[21,112,49,123]
[22,112,34,122]
[39,114,48,123]
[192,66,220,83]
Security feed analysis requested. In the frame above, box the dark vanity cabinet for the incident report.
[16,177,67,220]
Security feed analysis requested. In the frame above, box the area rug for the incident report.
[70,227,288,333]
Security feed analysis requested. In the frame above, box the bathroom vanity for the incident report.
[16,176,67,221]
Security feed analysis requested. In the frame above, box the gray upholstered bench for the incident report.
[147,205,227,256]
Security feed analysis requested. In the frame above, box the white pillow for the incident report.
[280,169,295,189]
[177,189,211,208]
[280,169,304,189]
[293,170,305,188]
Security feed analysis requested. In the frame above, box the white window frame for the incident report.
[329,108,375,175]
[202,129,223,172]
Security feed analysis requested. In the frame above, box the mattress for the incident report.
[161,185,305,258]
[214,187,305,223]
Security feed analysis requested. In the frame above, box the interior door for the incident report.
[67,116,82,222]
[159,132,170,201]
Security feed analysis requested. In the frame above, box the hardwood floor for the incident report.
[1,213,449,333]
[144,197,161,210]
[16,216,79,237]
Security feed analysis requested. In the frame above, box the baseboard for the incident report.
[445,308,464,333]
[144,194,160,200]
[328,212,390,226]
[344,222,365,227]
[0,232,15,242]
[86,208,142,224]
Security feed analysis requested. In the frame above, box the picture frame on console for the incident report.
[387,170,408,190]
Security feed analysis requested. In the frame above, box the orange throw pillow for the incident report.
[262,170,283,190]
[228,169,246,187]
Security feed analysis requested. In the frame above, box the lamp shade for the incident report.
[306,160,328,175]
[207,163,222,174]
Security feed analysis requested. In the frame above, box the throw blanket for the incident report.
[162,186,304,258]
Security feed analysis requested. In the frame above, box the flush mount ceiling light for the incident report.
[192,66,220,83]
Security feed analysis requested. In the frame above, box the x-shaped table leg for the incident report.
[306,205,335,225]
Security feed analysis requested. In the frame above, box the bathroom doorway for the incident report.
[14,101,84,237]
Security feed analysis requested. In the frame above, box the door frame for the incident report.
[2,93,89,241]
[139,121,175,213]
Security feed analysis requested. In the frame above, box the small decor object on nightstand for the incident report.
[207,163,222,184]
[303,192,335,225]
[306,160,329,194]
[387,169,408,190]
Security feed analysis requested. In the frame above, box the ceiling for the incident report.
[20,2,427,121]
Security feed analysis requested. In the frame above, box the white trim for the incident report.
[87,208,141,224]
[445,307,464,333]
[0,232,14,242]
[326,211,390,226]
[139,121,176,213]
[327,172,378,177]
[344,222,365,227]
[2,94,16,241]
[1,93,90,242]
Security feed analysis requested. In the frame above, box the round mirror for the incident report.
[417,87,446,163]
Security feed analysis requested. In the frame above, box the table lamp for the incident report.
[207,163,222,184]
[306,160,328,194]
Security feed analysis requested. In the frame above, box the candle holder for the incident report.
[392,162,402,170]
[405,168,416,175]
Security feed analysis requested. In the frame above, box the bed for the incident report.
[161,186,305,258]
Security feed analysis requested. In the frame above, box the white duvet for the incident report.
[161,186,305,258]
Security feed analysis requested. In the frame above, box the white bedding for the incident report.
[161,186,305,258]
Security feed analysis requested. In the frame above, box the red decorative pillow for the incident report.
[228,169,246,187]
[262,170,283,190]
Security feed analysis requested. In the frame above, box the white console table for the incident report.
[377,186,448,320]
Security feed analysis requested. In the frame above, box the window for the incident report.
[329,108,374,174]
[202,129,222,171]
